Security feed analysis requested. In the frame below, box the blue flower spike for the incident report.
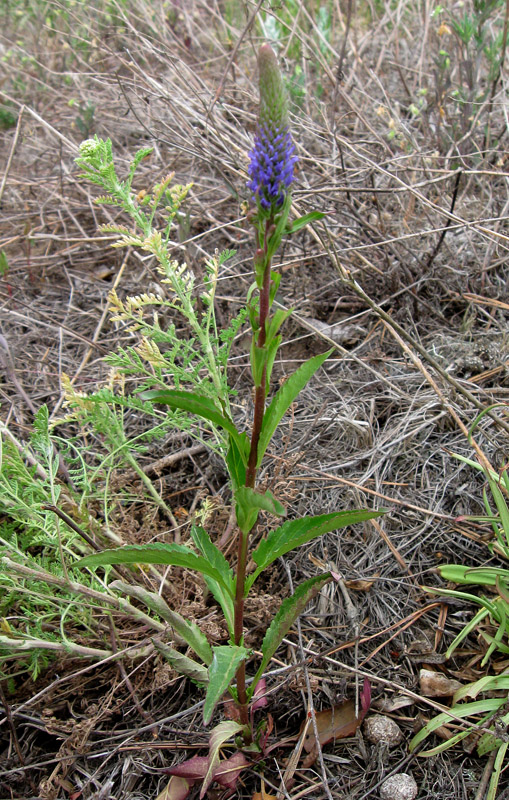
[247,44,298,213]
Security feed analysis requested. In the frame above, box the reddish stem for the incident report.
[233,217,274,726]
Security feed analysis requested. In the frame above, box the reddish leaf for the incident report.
[164,752,249,798]
[252,678,268,712]
[167,755,209,781]
[214,752,249,789]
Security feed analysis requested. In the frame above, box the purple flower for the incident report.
[247,45,298,211]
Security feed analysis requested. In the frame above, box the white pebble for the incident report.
[364,715,403,746]
[379,773,418,800]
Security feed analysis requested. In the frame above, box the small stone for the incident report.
[364,715,403,746]
[379,773,418,800]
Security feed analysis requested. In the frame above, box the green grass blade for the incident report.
[409,699,504,751]
[486,741,508,800]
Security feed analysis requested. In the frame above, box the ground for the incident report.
[0,1,508,799]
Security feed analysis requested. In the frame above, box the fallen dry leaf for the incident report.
[419,669,462,697]
[375,695,415,713]
[345,575,379,591]
[300,680,371,754]
[252,787,277,800]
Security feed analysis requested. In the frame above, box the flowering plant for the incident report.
[74,45,383,796]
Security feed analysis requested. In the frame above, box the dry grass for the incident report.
[1,1,508,798]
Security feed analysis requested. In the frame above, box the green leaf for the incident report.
[203,646,248,725]
[140,389,246,461]
[266,195,292,262]
[201,720,245,797]
[0,250,9,277]
[257,349,333,467]
[437,564,509,586]
[251,573,333,694]
[153,640,209,683]
[190,526,235,633]
[235,487,286,535]
[266,307,292,343]
[453,674,509,704]
[109,580,213,664]
[286,210,326,234]
[246,510,385,591]
[265,334,281,388]
[250,343,267,388]
[226,434,248,490]
[75,543,234,597]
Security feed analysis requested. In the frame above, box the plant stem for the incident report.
[233,217,274,726]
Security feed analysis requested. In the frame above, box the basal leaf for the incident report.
[201,721,246,798]
[75,543,234,597]
[257,350,333,467]
[251,573,332,693]
[109,580,213,664]
[203,646,248,726]
[247,510,385,591]
[191,526,235,632]
[153,640,209,683]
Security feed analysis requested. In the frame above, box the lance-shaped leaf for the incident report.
[203,646,248,725]
[246,510,385,592]
[140,389,247,463]
[191,526,235,633]
[235,486,286,535]
[76,543,234,597]
[286,210,326,235]
[164,748,248,800]
[250,573,333,694]
[202,722,246,797]
[110,580,213,664]
[153,640,209,684]
[257,349,333,467]
[226,434,248,491]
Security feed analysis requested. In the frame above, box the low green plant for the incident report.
[411,405,509,800]
[70,44,382,795]
[428,0,508,153]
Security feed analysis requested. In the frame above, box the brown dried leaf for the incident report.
[375,695,415,713]
[419,669,462,697]
[252,789,277,800]
[344,575,379,591]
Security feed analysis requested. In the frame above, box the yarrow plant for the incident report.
[74,45,382,797]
